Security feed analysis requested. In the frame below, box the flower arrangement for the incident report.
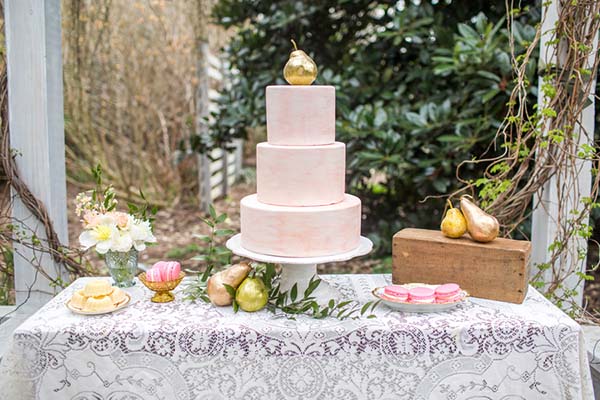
[75,165,157,287]
[76,192,156,254]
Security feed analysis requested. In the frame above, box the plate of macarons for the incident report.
[372,283,468,313]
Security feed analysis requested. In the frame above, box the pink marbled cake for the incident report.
[256,142,345,206]
[240,194,361,257]
[266,86,335,146]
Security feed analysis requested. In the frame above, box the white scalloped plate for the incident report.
[66,293,131,315]
[372,283,468,313]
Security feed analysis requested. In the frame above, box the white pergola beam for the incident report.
[5,0,68,308]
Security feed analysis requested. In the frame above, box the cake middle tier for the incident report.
[257,142,345,206]
[241,194,361,257]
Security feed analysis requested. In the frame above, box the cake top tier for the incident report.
[266,85,335,146]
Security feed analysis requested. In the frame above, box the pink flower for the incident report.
[110,212,130,229]
[82,211,101,228]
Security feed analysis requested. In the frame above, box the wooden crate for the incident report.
[392,228,531,304]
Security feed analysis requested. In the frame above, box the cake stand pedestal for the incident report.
[226,234,373,303]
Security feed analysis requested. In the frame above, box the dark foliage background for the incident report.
[203,1,541,253]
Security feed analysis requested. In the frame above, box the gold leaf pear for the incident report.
[283,39,317,85]
[460,196,499,243]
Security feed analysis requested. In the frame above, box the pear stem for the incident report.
[290,39,298,51]
[446,199,454,209]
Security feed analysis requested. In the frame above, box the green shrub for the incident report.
[207,1,538,253]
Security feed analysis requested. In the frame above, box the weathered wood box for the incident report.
[392,228,531,304]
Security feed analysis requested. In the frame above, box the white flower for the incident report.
[74,192,93,216]
[112,231,133,252]
[79,220,120,255]
[129,219,156,251]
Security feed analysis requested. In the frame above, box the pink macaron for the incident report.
[383,285,409,302]
[435,283,461,303]
[151,261,181,282]
[145,267,163,282]
[408,287,435,304]
[162,261,181,281]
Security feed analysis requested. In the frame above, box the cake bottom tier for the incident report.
[240,194,361,257]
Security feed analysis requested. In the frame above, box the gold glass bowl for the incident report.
[139,271,185,303]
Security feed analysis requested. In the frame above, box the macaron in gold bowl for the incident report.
[138,271,185,303]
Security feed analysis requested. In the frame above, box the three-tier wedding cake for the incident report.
[240,84,361,257]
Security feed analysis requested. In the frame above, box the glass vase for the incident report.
[105,249,138,288]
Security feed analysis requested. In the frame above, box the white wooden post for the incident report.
[234,139,243,179]
[530,0,597,305]
[221,147,229,197]
[5,0,68,308]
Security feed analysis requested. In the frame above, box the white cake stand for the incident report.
[226,234,373,303]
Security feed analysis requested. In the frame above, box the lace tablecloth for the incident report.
[0,275,593,400]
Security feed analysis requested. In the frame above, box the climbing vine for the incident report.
[455,0,600,316]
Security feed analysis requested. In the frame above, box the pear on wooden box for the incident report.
[440,199,467,239]
[460,195,499,243]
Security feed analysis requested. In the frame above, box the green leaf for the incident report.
[476,70,501,82]
[457,23,479,39]
[481,88,500,103]
[361,302,372,315]
[290,284,298,302]
[209,204,218,220]
[304,278,321,297]
[192,234,212,242]
[371,301,380,312]
[215,213,228,224]
[200,217,215,228]
[374,108,387,127]
[436,134,463,143]
[223,283,237,298]
[432,178,449,193]
[215,229,235,236]
[336,300,352,309]
[213,247,232,256]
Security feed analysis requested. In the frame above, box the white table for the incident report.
[0,275,593,399]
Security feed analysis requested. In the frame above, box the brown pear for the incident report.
[207,262,252,306]
[460,196,499,243]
